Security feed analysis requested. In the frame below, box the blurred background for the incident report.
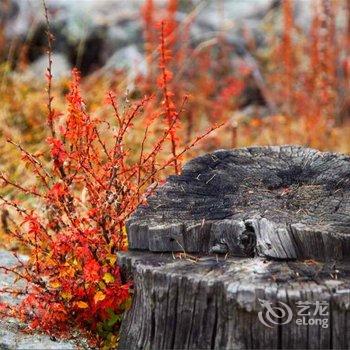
[0,0,349,155]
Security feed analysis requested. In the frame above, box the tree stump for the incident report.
[118,146,350,349]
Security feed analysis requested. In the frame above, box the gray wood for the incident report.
[126,146,350,261]
[118,251,350,350]
[119,146,350,349]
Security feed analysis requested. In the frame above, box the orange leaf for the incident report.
[76,301,89,309]
[94,291,106,303]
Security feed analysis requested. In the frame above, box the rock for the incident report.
[26,53,71,80]
[103,45,145,74]
[194,0,276,31]
[1,0,279,74]
[0,0,322,78]
[103,20,142,58]
[96,45,146,88]
[0,320,76,350]
[0,250,27,306]
[2,0,143,74]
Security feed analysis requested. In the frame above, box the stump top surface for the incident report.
[131,146,349,229]
[127,146,350,259]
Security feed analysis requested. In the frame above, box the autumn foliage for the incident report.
[0,14,219,346]
[267,0,349,147]
[140,0,245,146]
[138,0,350,151]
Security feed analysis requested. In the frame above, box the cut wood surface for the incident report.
[127,146,350,261]
[118,251,350,350]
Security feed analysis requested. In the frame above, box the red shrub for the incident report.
[0,20,220,345]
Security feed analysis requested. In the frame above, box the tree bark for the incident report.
[118,251,350,350]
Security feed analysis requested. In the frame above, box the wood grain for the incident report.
[118,251,350,350]
[127,146,350,261]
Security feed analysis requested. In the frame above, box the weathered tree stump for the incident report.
[118,251,350,350]
[118,146,350,349]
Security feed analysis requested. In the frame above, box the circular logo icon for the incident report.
[258,299,293,328]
